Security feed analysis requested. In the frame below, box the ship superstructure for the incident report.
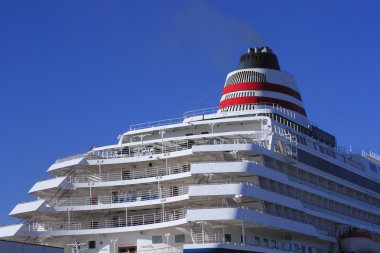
[1,47,380,253]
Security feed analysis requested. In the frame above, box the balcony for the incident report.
[91,137,269,161]
[10,199,46,217]
[69,163,190,184]
[52,186,188,207]
[27,208,186,233]
[187,233,308,253]
[28,176,67,194]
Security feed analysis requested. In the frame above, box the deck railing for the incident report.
[130,102,298,131]
[88,137,269,161]
[69,163,190,184]
[53,186,188,207]
[54,133,269,165]
[139,246,182,253]
[54,152,88,164]
[28,208,186,232]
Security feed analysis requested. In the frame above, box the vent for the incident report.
[225,70,267,87]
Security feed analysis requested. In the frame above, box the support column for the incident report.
[241,222,246,244]
[125,207,128,227]
[202,222,205,244]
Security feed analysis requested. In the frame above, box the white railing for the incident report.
[89,137,269,161]
[54,152,88,164]
[192,233,226,244]
[183,107,218,118]
[337,146,380,163]
[28,208,186,232]
[130,117,184,131]
[139,246,182,253]
[129,103,297,132]
[70,163,190,183]
[191,232,310,252]
[362,149,380,162]
[88,140,194,160]
[53,186,188,207]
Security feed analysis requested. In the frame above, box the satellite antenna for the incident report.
[67,242,86,253]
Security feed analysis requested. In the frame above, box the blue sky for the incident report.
[0,0,379,223]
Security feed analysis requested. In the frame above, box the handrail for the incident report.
[183,107,218,118]
[27,208,186,232]
[87,137,269,160]
[139,246,182,253]
[129,103,297,132]
[69,163,190,183]
[53,186,188,207]
[130,117,184,131]
[54,152,88,164]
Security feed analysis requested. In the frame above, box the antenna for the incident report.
[67,242,86,253]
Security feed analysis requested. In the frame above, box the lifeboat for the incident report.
[340,227,380,253]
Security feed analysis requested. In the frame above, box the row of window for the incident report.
[264,113,311,136]
[271,116,339,161]
[220,104,255,112]
[297,149,380,194]
[223,234,313,253]
[86,235,185,250]
[223,91,256,100]
[152,234,185,244]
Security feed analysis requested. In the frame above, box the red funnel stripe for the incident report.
[218,96,307,116]
[222,82,302,101]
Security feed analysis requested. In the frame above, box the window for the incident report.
[170,185,179,196]
[88,241,96,249]
[370,163,377,173]
[175,234,185,243]
[224,234,231,242]
[302,149,380,193]
[271,240,277,248]
[294,244,299,252]
[122,170,131,180]
[263,238,268,247]
[254,236,260,246]
[319,145,325,154]
[152,235,162,244]
[308,246,313,253]
[302,245,306,253]
[284,242,291,251]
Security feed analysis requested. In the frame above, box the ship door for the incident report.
[118,246,136,253]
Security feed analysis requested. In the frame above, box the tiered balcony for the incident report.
[69,163,191,184]
[28,176,67,194]
[26,208,186,234]
[88,137,269,161]
[52,186,188,208]
[10,199,46,217]
[187,234,311,253]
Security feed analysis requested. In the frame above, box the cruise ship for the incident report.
[1,47,380,253]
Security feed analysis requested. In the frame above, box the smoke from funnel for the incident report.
[177,1,268,70]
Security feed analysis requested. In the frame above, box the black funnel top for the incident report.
[238,47,280,70]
